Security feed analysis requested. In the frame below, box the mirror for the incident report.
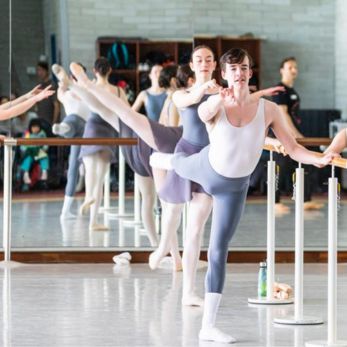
[0,1,343,252]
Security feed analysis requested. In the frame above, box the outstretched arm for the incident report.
[0,86,54,121]
[172,79,219,109]
[269,101,338,167]
[0,85,41,111]
[324,129,347,154]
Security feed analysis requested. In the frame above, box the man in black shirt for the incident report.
[272,57,323,211]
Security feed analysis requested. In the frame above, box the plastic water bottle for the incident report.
[258,261,267,297]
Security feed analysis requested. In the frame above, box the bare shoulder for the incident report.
[263,98,279,113]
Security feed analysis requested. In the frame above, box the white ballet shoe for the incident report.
[89,224,109,232]
[79,198,95,215]
[52,64,70,87]
[41,170,48,181]
[69,62,91,87]
[112,252,131,265]
[199,327,236,344]
[52,123,71,136]
[60,211,77,220]
[148,250,165,270]
[149,152,173,170]
[182,293,204,307]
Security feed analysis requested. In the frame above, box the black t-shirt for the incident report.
[272,82,301,129]
[36,79,58,126]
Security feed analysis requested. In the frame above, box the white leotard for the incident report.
[208,98,266,178]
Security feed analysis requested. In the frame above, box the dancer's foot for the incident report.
[79,198,95,215]
[199,327,236,344]
[60,211,76,220]
[89,224,109,231]
[52,122,71,136]
[70,62,92,88]
[275,202,290,214]
[173,259,183,272]
[304,201,324,210]
[149,152,173,170]
[182,293,204,307]
[148,250,166,270]
[51,64,70,88]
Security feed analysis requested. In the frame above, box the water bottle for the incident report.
[258,261,267,297]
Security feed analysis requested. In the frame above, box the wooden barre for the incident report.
[0,137,138,146]
[263,144,347,169]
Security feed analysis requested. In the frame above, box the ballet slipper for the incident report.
[182,293,204,307]
[89,224,109,232]
[69,62,92,88]
[303,201,324,210]
[23,171,31,185]
[52,123,71,136]
[113,252,131,265]
[149,152,173,170]
[148,250,166,270]
[275,203,290,214]
[51,64,70,88]
[199,327,236,344]
[79,198,95,215]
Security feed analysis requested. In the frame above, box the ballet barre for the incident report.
[262,143,347,344]
[0,137,137,268]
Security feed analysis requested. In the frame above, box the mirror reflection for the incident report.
[0,1,345,251]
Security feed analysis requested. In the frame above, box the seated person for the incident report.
[20,118,49,187]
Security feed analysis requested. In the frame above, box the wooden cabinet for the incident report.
[96,38,192,97]
[96,36,262,96]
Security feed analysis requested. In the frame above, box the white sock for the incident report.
[23,171,31,184]
[199,293,236,344]
[60,196,76,219]
[41,170,48,181]
[52,123,71,136]
[149,152,173,170]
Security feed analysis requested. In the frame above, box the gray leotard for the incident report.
[144,91,167,122]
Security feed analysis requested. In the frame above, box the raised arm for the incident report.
[0,86,54,121]
[324,129,347,154]
[268,101,337,167]
[172,79,218,109]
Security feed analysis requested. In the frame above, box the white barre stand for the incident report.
[306,166,347,346]
[0,139,23,269]
[274,163,323,325]
[249,151,293,305]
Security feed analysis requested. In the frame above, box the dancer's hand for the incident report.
[33,85,55,102]
[219,87,234,103]
[268,138,286,156]
[202,79,220,94]
[261,86,285,97]
[25,85,42,99]
[314,152,340,168]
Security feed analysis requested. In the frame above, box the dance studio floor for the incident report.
[0,263,346,346]
[1,195,347,249]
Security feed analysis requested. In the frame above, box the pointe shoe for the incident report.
[199,327,236,344]
[52,64,70,87]
[89,224,109,232]
[69,62,91,87]
[182,293,204,307]
[79,199,95,215]
[304,201,324,210]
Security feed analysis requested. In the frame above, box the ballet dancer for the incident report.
[150,48,337,343]
[52,63,90,219]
